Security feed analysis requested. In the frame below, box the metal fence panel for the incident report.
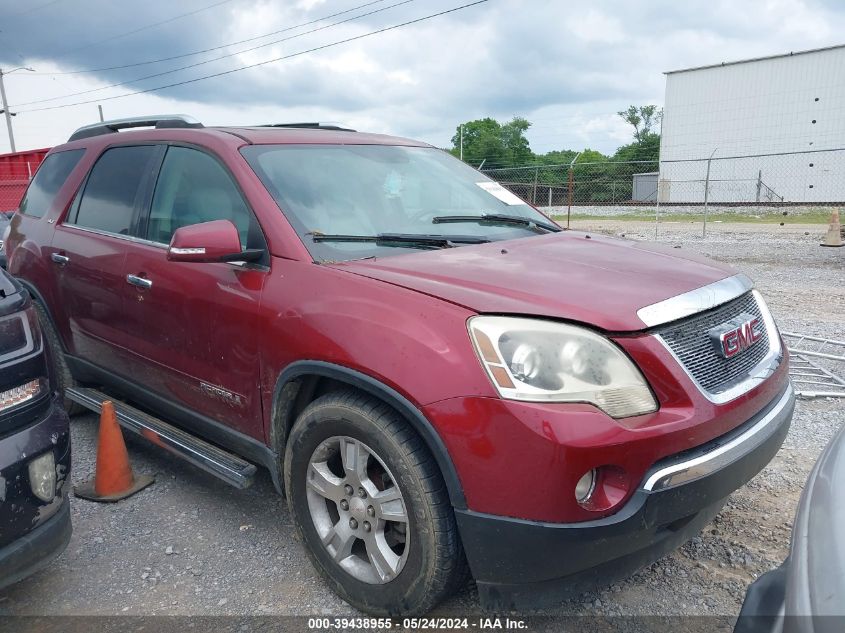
[478,149,844,234]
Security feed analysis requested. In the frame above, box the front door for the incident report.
[120,145,268,439]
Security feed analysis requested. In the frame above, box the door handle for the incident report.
[51,253,70,265]
[126,274,152,290]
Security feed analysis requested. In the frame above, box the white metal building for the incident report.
[659,45,845,203]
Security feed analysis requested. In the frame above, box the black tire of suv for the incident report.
[284,389,466,616]
[32,300,85,416]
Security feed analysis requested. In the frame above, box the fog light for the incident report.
[0,378,42,412]
[575,469,597,503]
[28,452,56,502]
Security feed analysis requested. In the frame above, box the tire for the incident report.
[32,300,85,416]
[284,389,466,616]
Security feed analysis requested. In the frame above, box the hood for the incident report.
[334,232,737,332]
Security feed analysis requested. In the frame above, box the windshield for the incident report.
[241,144,557,261]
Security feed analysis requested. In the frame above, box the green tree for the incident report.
[538,149,579,165]
[617,105,662,143]
[612,132,660,162]
[500,117,533,165]
[574,148,608,163]
[450,118,503,166]
[450,117,533,168]
[568,148,613,203]
[448,109,661,205]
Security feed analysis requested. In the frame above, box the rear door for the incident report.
[119,144,268,439]
[49,144,163,376]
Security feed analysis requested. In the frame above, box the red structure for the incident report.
[0,148,50,210]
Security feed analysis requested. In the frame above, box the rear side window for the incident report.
[72,145,158,236]
[19,149,85,218]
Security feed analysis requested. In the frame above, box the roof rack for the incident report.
[68,114,203,142]
[258,122,357,132]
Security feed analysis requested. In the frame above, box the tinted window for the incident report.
[19,149,84,218]
[147,146,257,249]
[74,145,158,236]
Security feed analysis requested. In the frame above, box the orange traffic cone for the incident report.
[821,209,843,247]
[74,401,154,502]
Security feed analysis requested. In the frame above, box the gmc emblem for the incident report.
[709,313,763,359]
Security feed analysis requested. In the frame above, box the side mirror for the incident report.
[167,220,262,263]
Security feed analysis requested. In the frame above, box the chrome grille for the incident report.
[657,292,771,394]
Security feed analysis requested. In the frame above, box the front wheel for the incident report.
[284,390,465,615]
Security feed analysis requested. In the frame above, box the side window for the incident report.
[72,145,158,236]
[19,149,85,218]
[147,146,256,249]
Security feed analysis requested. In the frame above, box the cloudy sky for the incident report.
[0,0,843,156]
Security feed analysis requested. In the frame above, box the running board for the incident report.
[66,387,257,489]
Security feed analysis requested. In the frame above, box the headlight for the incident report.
[468,316,658,418]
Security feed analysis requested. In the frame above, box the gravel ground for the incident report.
[0,220,842,622]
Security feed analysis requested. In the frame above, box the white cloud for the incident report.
[2,0,844,157]
[565,8,625,44]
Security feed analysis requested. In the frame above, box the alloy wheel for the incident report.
[305,436,410,584]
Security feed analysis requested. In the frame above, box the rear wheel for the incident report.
[285,390,465,615]
[32,301,84,415]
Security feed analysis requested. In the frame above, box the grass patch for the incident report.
[552,210,832,224]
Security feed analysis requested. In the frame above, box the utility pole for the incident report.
[459,125,463,161]
[0,67,35,154]
[0,70,16,153]
[98,105,105,122]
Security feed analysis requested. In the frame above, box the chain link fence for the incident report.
[480,160,659,208]
[0,152,47,211]
[657,148,844,205]
[0,160,35,211]
[479,148,844,232]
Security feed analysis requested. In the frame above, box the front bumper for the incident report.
[0,499,71,592]
[0,395,72,590]
[456,384,794,610]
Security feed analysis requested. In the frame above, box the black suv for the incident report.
[0,267,71,590]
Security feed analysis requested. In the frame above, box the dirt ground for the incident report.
[1,220,842,625]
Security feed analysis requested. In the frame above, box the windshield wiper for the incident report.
[311,232,490,249]
[432,213,561,233]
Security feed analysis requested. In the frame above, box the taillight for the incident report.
[0,378,44,413]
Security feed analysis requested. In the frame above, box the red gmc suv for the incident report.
[3,115,794,615]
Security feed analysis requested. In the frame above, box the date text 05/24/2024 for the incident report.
[307,617,528,630]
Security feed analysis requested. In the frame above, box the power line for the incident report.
[30,0,388,76]
[13,0,416,107]
[0,0,63,21]
[17,0,490,114]
[54,0,237,58]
